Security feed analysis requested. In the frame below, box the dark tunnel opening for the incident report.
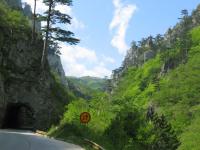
[2,102,35,130]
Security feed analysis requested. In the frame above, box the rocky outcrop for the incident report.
[111,67,124,89]
[22,2,41,32]
[144,50,155,62]
[191,4,200,26]
[48,53,68,86]
[0,3,69,130]
[111,37,155,88]
[5,0,41,32]
[6,0,65,87]
[23,3,32,18]
[5,0,22,9]
[19,1,67,87]
[122,48,138,68]
[0,33,68,129]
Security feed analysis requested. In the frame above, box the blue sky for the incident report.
[23,0,200,77]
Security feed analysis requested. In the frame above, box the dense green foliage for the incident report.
[152,27,200,149]
[0,1,30,45]
[66,76,107,99]
[50,22,200,150]
[150,113,180,150]
[0,2,29,29]
[50,72,76,113]
[67,76,107,91]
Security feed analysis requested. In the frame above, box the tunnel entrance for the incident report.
[2,102,35,130]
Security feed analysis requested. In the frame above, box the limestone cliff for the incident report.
[5,0,68,87]
[111,37,156,89]
[0,1,70,130]
[5,0,21,9]
[48,53,68,86]
[5,0,64,81]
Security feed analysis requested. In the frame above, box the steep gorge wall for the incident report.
[5,0,21,9]
[48,53,68,86]
[0,35,66,129]
[0,1,69,130]
[5,0,66,86]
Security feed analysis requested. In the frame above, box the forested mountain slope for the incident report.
[49,4,200,150]
[66,76,107,100]
[67,76,107,91]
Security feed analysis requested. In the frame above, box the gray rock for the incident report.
[110,46,139,89]
[5,0,22,9]
[0,0,70,130]
[23,3,32,18]
[144,50,155,62]
[0,37,68,130]
[48,53,68,86]
[123,48,138,68]
[22,3,41,32]
[111,67,124,90]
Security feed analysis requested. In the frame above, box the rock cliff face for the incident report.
[111,37,155,88]
[22,2,41,32]
[144,50,155,62]
[48,53,68,86]
[5,0,66,86]
[10,0,66,85]
[0,35,67,130]
[0,1,69,130]
[5,0,21,9]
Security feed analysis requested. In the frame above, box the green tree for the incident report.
[32,0,37,43]
[154,34,165,52]
[104,109,147,150]
[150,114,180,150]
[41,0,79,69]
[178,9,192,62]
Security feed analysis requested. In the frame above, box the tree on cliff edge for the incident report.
[32,0,37,43]
[41,0,79,69]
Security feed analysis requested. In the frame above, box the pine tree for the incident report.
[40,0,79,69]
[32,0,37,43]
[178,9,192,62]
[150,114,180,150]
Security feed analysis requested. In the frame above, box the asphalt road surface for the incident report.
[0,130,84,150]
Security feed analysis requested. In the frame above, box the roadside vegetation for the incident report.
[49,9,200,149]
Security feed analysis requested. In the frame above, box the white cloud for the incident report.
[71,18,85,30]
[59,44,113,77]
[110,0,137,55]
[55,4,72,14]
[102,55,115,64]
[62,45,97,62]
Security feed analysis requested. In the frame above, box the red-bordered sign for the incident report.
[80,112,91,124]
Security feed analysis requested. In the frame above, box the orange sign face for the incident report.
[80,112,91,124]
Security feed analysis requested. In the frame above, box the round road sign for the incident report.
[80,112,91,124]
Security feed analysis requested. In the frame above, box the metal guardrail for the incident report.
[35,130,47,136]
[83,138,105,150]
[34,130,105,150]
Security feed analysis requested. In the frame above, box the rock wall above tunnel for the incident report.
[0,29,68,131]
